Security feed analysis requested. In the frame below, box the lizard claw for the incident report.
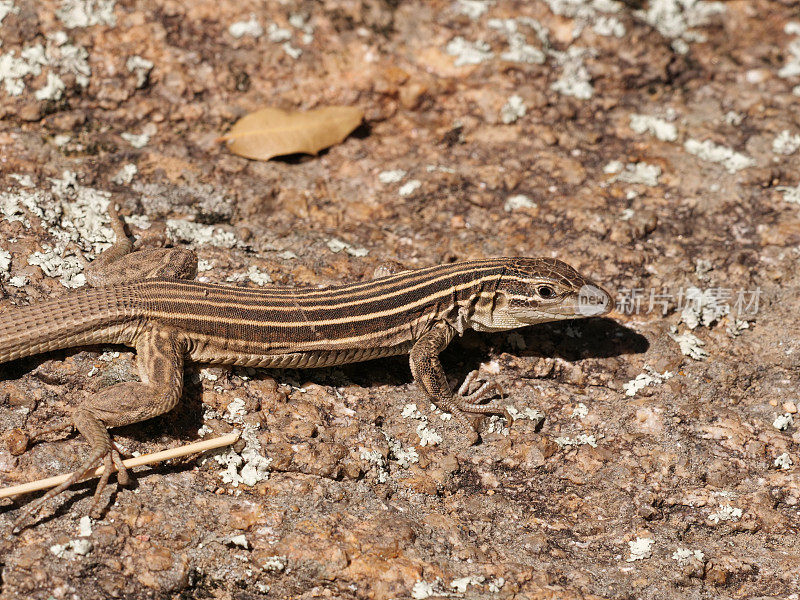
[12,441,132,532]
[453,370,508,418]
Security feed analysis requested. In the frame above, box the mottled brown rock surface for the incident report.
[1,0,799,598]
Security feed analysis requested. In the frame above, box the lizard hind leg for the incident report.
[84,203,198,286]
[13,328,188,532]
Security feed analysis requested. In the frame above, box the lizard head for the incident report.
[468,257,613,332]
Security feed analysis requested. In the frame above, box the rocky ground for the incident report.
[1,0,799,598]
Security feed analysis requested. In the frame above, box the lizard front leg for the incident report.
[84,202,198,286]
[409,322,507,444]
[14,326,188,531]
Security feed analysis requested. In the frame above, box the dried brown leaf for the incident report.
[220,106,364,160]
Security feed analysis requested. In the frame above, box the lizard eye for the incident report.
[537,285,555,299]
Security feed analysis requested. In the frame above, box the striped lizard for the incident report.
[0,205,612,528]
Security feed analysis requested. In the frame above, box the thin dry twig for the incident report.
[0,432,240,499]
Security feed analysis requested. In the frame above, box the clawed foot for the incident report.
[455,370,512,422]
[434,370,512,444]
[12,442,132,533]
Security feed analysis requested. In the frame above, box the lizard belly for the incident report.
[185,337,413,369]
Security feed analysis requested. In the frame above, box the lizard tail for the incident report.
[0,286,135,364]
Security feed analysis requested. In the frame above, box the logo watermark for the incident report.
[578,284,611,317]
[614,287,761,317]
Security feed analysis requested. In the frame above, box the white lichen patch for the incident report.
[426,164,455,174]
[554,433,598,448]
[288,13,314,44]
[779,22,800,79]
[401,403,423,419]
[49,36,91,87]
[773,413,794,431]
[283,42,302,59]
[629,114,678,142]
[634,0,725,54]
[623,365,673,397]
[684,139,755,173]
[228,534,249,549]
[550,46,595,99]
[9,173,34,187]
[627,537,654,561]
[615,162,661,186]
[0,249,11,277]
[386,435,419,468]
[500,94,526,124]
[0,33,90,97]
[669,328,709,360]
[126,55,153,88]
[0,1,19,24]
[506,405,545,424]
[378,169,406,184]
[726,318,751,337]
[774,452,793,470]
[451,575,485,593]
[504,194,536,212]
[411,580,440,600]
[228,14,263,38]
[226,265,273,286]
[34,72,65,101]
[121,131,149,148]
[772,130,800,156]
[246,267,273,286]
[398,179,422,197]
[28,250,86,288]
[78,515,93,537]
[50,538,93,558]
[111,163,137,185]
[122,213,151,230]
[416,422,442,446]
[456,0,493,20]
[166,219,239,249]
[488,17,546,65]
[488,578,505,593]
[708,504,742,524]
[267,23,292,42]
[0,45,46,95]
[260,555,287,572]
[401,403,443,446]
[593,15,625,37]
[206,401,271,488]
[326,237,368,257]
[680,286,730,328]
[1,171,119,287]
[56,0,116,28]
[672,548,704,565]
[571,403,588,419]
[225,398,247,419]
[446,36,493,66]
[359,448,389,483]
[776,183,800,204]
[543,0,626,39]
